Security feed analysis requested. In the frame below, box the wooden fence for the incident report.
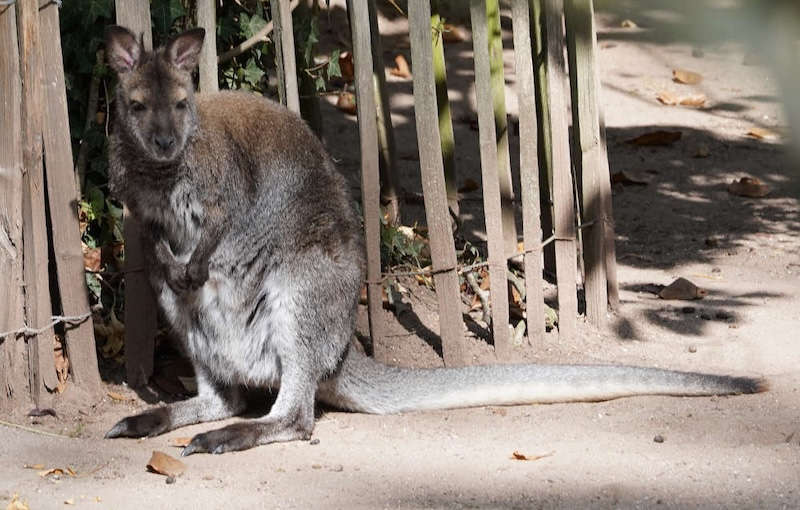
[0,0,101,410]
[116,0,618,376]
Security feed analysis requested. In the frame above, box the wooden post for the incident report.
[17,0,57,405]
[511,0,546,345]
[565,0,607,327]
[367,0,400,225]
[196,0,218,93]
[543,0,578,340]
[470,0,512,360]
[431,3,459,222]
[0,2,30,411]
[408,1,467,366]
[599,114,619,309]
[115,0,158,388]
[530,0,556,277]
[349,0,384,361]
[486,0,519,256]
[40,1,102,392]
[271,0,300,113]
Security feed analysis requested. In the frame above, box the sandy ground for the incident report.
[2,2,800,509]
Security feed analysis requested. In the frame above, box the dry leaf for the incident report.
[511,450,555,461]
[458,178,480,194]
[54,339,69,393]
[147,451,186,478]
[626,130,682,146]
[728,176,770,198]
[38,467,76,478]
[339,51,354,83]
[389,54,411,78]
[620,19,637,28]
[658,277,707,300]
[6,494,30,510]
[746,127,778,140]
[64,499,75,505]
[24,464,46,470]
[611,171,649,186]
[441,24,468,43]
[678,94,707,107]
[672,69,703,85]
[107,391,129,402]
[657,91,706,107]
[82,245,101,272]
[169,437,192,448]
[336,92,357,115]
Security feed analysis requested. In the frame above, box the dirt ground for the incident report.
[3,2,800,509]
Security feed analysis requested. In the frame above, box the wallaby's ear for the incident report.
[105,25,141,74]
[166,28,205,72]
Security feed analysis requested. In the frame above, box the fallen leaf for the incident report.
[107,391,129,402]
[38,467,75,478]
[6,494,30,510]
[64,499,75,505]
[658,277,707,300]
[389,54,411,78]
[147,451,186,478]
[441,23,468,43]
[672,69,703,84]
[611,171,649,186]
[620,19,637,28]
[336,92,357,115]
[656,91,706,107]
[746,127,779,140]
[458,178,480,194]
[54,337,69,394]
[24,464,46,470]
[339,51,354,83]
[626,130,682,146]
[511,450,555,461]
[728,176,770,198]
[82,245,101,272]
[169,437,192,448]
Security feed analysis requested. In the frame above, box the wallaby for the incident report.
[104,26,766,455]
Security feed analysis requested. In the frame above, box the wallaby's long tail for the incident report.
[317,346,767,414]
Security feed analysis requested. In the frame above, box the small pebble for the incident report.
[330,464,344,472]
[309,438,320,445]
[653,434,665,443]
[166,476,176,484]
[711,267,721,273]
[700,312,712,320]
[688,345,697,353]
[681,306,696,314]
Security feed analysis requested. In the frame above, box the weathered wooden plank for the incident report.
[469,0,512,360]
[511,0,545,345]
[0,3,30,411]
[17,0,57,404]
[349,0,384,361]
[408,1,466,366]
[486,0,518,256]
[115,0,157,388]
[271,0,300,113]
[543,0,578,340]
[599,114,619,309]
[565,0,606,327]
[367,0,400,225]
[40,1,102,392]
[196,0,218,93]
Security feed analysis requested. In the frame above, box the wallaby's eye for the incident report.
[130,101,146,113]
[176,99,188,110]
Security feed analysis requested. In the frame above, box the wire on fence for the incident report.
[0,312,92,339]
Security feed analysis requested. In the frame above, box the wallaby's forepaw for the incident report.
[166,262,209,293]
[105,410,170,438]
[182,423,260,456]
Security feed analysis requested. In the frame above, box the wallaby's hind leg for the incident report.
[182,358,317,455]
[105,365,245,438]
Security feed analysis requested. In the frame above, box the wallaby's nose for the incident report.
[154,135,175,151]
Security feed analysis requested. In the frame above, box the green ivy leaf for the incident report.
[327,49,341,79]
[243,58,265,87]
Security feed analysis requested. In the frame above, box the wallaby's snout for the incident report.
[154,134,176,152]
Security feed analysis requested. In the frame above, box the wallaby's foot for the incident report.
[106,408,170,438]
[182,419,313,456]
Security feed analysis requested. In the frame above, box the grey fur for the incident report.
[104,27,766,455]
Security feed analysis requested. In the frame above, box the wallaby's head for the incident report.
[105,26,205,164]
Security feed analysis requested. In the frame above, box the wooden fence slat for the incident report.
[543,0,578,340]
[486,0,518,256]
[599,114,619,309]
[17,0,57,403]
[511,0,545,345]
[271,0,300,113]
[469,0,512,359]
[40,1,102,392]
[565,0,607,327]
[0,3,30,411]
[349,0,384,361]
[115,0,158,388]
[408,1,466,366]
[196,0,219,93]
